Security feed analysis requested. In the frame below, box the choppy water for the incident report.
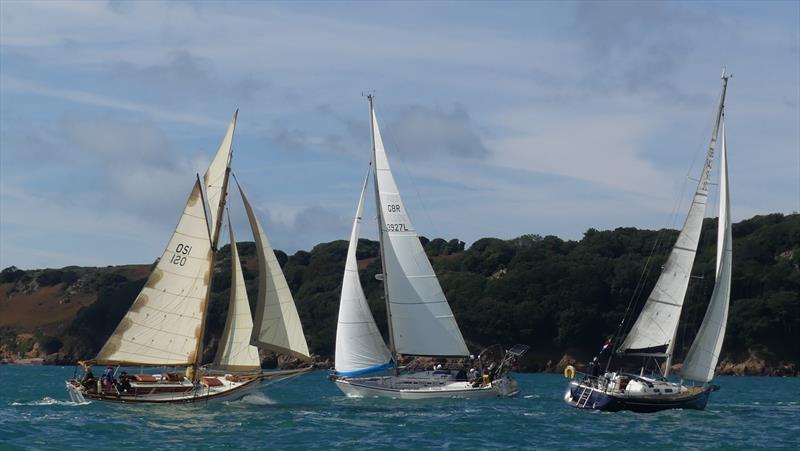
[1,365,797,449]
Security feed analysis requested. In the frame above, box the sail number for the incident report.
[387,223,408,232]
[171,243,192,266]
[387,204,401,213]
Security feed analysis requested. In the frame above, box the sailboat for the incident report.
[564,72,733,412]
[65,111,312,403]
[331,96,528,399]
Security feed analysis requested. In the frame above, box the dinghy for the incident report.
[66,112,312,404]
[564,71,733,412]
[331,96,527,399]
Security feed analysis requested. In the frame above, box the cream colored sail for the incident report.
[96,180,213,366]
[213,220,262,372]
[371,107,470,357]
[237,182,310,360]
[204,110,237,244]
[335,167,393,375]
[681,119,732,383]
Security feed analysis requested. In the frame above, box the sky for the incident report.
[0,0,798,270]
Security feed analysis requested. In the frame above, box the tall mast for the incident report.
[368,94,398,366]
[664,70,730,377]
[192,112,236,381]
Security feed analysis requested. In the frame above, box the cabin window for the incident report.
[653,389,660,393]
[665,389,673,393]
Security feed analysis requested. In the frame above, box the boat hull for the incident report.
[334,373,519,400]
[564,381,712,413]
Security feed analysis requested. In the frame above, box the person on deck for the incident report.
[80,363,96,389]
[101,366,115,390]
[115,371,132,394]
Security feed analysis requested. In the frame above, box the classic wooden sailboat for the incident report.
[66,112,312,404]
[564,72,733,412]
[332,96,527,399]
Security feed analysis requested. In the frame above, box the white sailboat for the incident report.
[564,72,733,412]
[66,111,312,404]
[332,96,527,399]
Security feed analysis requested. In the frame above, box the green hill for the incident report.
[1,213,797,374]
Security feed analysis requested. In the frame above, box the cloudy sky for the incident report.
[1,0,798,270]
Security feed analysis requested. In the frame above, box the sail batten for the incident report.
[95,180,213,366]
[371,107,470,358]
[681,118,732,383]
[334,167,393,375]
[213,219,262,372]
[238,182,310,361]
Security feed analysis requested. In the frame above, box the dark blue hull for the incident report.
[566,382,712,413]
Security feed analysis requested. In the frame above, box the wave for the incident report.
[10,396,90,407]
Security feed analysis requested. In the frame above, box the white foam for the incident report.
[11,397,90,407]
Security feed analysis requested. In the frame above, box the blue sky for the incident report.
[1,0,798,269]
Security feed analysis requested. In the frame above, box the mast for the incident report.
[368,94,398,367]
[663,71,729,377]
[192,113,236,381]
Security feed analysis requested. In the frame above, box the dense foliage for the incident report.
[3,213,798,368]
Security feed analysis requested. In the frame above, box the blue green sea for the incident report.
[0,365,797,449]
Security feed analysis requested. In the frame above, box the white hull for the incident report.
[334,372,519,400]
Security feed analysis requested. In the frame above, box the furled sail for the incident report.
[95,180,213,366]
[681,120,732,383]
[371,108,470,357]
[335,168,393,376]
[213,220,262,372]
[237,182,311,360]
[619,79,728,355]
[204,110,237,244]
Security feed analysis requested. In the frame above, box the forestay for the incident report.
[372,109,469,357]
[213,221,261,372]
[681,120,732,383]
[238,183,311,360]
[335,168,393,375]
[95,180,213,366]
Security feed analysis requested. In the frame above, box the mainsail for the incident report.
[618,77,729,357]
[371,105,470,357]
[238,182,311,360]
[95,180,213,366]
[213,219,262,372]
[334,168,393,375]
[681,119,732,383]
[204,110,237,244]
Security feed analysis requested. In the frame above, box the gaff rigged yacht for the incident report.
[330,96,528,399]
[66,111,312,404]
[564,72,734,413]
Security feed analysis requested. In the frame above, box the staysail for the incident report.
[618,77,729,356]
[238,182,311,360]
[95,180,213,366]
[213,218,262,372]
[681,119,732,383]
[371,105,470,357]
[204,110,237,244]
[334,167,393,375]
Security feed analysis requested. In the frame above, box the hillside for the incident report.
[1,213,798,375]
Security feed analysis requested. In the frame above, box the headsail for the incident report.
[371,105,470,357]
[681,119,732,383]
[204,110,237,245]
[618,77,729,357]
[95,180,213,366]
[213,217,262,372]
[237,181,311,361]
[335,167,393,376]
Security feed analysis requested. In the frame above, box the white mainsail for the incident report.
[96,180,213,366]
[204,110,237,244]
[371,107,470,357]
[335,168,393,375]
[238,182,311,360]
[213,220,262,372]
[681,120,732,383]
[619,78,729,356]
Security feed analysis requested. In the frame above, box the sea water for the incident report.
[0,365,797,449]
